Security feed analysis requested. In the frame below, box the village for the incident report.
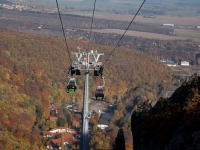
[0,3,31,11]
[160,59,200,77]
[43,99,114,150]
[0,3,55,13]
[43,102,81,149]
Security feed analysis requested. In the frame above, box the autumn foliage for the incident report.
[0,28,178,149]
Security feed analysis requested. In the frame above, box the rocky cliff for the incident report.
[131,73,200,150]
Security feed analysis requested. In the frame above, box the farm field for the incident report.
[166,11,200,17]
[66,12,200,26]
[174,29,200,39]
[84,29,200,42]
[170,65,200,76]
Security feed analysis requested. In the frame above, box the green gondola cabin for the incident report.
[67,78,77,93]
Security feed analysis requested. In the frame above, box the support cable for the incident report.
[56,0,72,63]
[104,0,146,64]
[87,0,97,52]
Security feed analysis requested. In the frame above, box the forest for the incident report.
[0,27,180,149]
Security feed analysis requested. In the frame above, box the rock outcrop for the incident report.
[131,73,200,150]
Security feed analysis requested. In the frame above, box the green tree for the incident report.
[63,108,72,126]
[36,105,43,122]
[56,117,67,127]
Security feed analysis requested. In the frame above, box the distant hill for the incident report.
[0,0,12,4]
[86,0,108,2]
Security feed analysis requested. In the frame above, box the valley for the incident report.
[0,0,200,149]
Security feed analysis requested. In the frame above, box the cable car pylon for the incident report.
[70,48,104,150]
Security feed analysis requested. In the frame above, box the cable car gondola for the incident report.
[95,76,105,102]
[95,86,104,101]
[66,65,80,94]
[67,78,77,93]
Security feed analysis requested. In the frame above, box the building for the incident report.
[97,113,112,130]
[163,24,174,28]
[43,127,68,138]
[46,132,80,149]
[49,103,58,115]
[43,131,56,138]
[72,117,80,128]
[162,61,177,67]
[47,127,68,133]
[181,61,189,66]
[160,60,177,67]
[43,127,76,137]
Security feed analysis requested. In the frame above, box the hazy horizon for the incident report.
[20,0,200,7]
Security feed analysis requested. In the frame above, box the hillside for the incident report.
[0,42,48,148]
[0,28,177,149]
[131,73,200,149]
[0,28,177,101]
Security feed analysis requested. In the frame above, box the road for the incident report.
[89,100,115,115]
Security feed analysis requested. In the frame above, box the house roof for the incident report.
[50,116,58,121]
[73,117,80,126]
[45,127,68,134]
[98,113,112,125]
[46,132,80,148]
[49,127,76,133]
[43,131,56,137]
[181,61,189,63]
[62,132,73,141]
[162,62,177,65]
[98,119,109,125]
[73,120,80,126]
[46,139,54,146]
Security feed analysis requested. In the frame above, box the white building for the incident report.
[43,127,75,138]
[97,113,111,130]
[163,24,174,28]
[48,127,72,133]
[97,124,108,130]
[181,61,189,66]
[162,61,177,67]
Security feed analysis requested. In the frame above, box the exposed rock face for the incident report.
[114,129,126,150]
[170,73,200,105]
[131,73,200,150]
